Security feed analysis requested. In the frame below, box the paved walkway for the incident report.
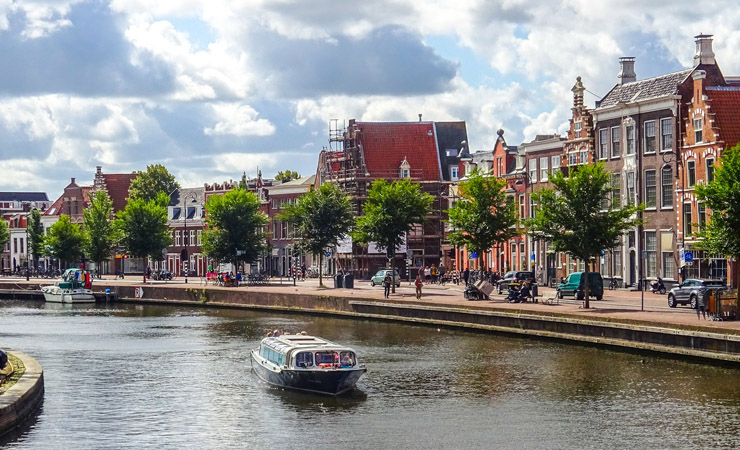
[6,275,740,333]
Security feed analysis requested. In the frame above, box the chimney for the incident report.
[618,57,636,85]
[694,34,715,66]
[418,113,423,122]
[71,177,76,184]
[96,165,102,174]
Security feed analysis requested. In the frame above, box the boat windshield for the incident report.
[295,352,314,368]
[314,351,338,366]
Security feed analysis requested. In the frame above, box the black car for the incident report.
[496,270,535,294]
[667,279,725,308]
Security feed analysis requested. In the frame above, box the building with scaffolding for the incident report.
[316,117,468,280]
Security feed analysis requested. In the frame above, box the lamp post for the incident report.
[24,206,37,281]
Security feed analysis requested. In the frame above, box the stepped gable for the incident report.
[598,69,693,108]
[356,121,442,180]
[706,87,740,148]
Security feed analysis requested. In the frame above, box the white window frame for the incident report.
[644,169,656,209]
[660,118,672,151]
[551,155,561,173]
[599,128,608,159]
[574,121,582,138]
[626,125,635,154]
[661,165,673,209]
[528,159,537,183]
[687,160,696,187]
[694,118,703,144]
[611,126,620,158]
[644,121,656,154]
[539,156,549,182]
[450,166,459,181]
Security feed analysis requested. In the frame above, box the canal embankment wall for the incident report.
[0,351,44,437]
[2,282,740,364]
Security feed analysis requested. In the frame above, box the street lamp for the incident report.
[25,206,37,281]
[181,192,198,284]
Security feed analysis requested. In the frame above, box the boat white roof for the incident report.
[262,334,351,353]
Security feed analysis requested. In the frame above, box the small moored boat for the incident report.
[250,333,366,395]
[41,268,95,303]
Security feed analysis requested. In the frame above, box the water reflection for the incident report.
[0,300,739,449]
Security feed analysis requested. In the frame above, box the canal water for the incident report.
[1,300,739,449]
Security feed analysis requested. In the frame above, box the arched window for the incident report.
[661,165,673,208]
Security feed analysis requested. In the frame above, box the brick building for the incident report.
[677,67,740,285]
[318,118,468,279]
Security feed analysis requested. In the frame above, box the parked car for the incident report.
[370,269,401,287]
[496,271,535,294]
[556,272,604,300]
[667,279,725,308]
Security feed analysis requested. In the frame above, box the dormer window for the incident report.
[450,166,459,181]
[399,157,411,179]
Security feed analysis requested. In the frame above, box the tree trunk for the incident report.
[318,252,323,287]
[391,252,396,294]
[583,260,591,309]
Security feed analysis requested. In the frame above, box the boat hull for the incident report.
[250,351,366,395]
[41,287,96,303]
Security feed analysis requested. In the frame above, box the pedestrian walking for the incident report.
[697,290,709,320]
[463,267,470,285]
[415,274,423,299]
[383,272,392,299]
[424,266,431,284]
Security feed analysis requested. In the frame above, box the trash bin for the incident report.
[334,273,344,289]
[531,283,539,298]
[343,273,354,289]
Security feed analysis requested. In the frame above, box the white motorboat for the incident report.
[41,268,96,303]
[250,333,366,395]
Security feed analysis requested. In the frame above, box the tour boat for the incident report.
[41,268,95,303]
[250,334,366,395]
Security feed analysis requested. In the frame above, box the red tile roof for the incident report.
[103,173,137,213]
[356,122,442,180]
[708,88,740,149]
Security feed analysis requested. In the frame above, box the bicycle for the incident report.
[608,278,621,290]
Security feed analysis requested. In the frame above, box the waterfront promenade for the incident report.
[3,275,738,333]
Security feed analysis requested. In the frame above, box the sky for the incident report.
[2,0,740,200]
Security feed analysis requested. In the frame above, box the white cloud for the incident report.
[203,103,275,137]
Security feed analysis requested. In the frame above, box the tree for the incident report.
[275,170,300,181]
[0,219,9,256]
[45,215,85,268]
[279,183,354,287]
[83,191,116,277]
[128,164,180,202]
[201,188,268,271]
[526,162,642,308]
[448,167,520,274]
[695,143,740,283]
[26,209,44,270]
[353,179,433,293]
[115,192,172,283]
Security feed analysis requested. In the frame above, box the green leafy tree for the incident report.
[0,219,9,255]
[45,215,85,268]
[279,183,354,287]
[526,162,642,308]
[128,164,180,202]
[83,191,116,277]
[695,143,740,280]
[448,167,520,274]
[201,188,268,271]
[26,209,44,270]
[353,179,433,293]
[115,192,172,283]
[275,170,300,181]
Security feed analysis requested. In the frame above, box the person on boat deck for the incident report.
[340,353,354,367]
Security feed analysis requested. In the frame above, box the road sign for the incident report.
[471,252,478,259]
[531,251,535,262]
[326,251,331,257]
[684,251,694,263]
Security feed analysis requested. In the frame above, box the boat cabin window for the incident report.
[260,345,286,366]
[295,352,314,368]
[315,351,338,366]
[340,351,356,368]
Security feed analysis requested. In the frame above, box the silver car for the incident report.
[667,279,725,308]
